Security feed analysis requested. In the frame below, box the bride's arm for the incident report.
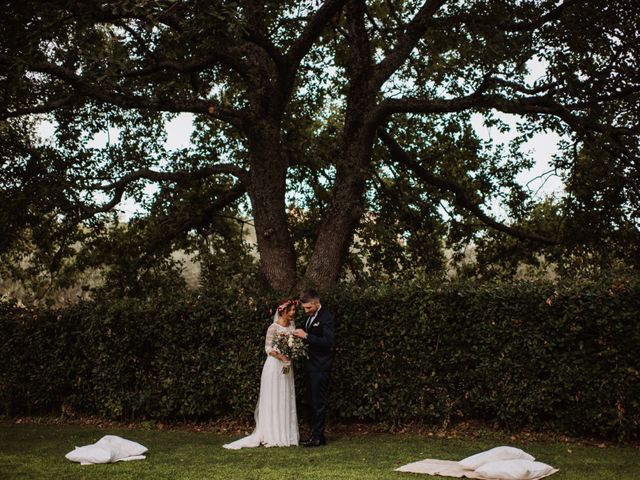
[265,323,289,362]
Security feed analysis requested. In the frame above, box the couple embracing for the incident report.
[223,289,334,449]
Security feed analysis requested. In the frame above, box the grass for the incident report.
[1,421,639,479]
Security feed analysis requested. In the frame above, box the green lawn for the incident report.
[1,422,638,479]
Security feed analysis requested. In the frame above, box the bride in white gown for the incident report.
[223,300,300,449]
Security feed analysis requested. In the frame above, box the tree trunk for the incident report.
[302,170,366,291]
[301,0,378,292]
[304,95,378,291]
[246,122,297,293]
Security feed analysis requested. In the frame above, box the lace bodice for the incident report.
[265,321,296,355]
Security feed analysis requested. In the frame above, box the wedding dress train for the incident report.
[223,322,299,449]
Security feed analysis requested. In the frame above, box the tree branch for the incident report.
[285,0,350,68]
[501,0,588,32]
[432,0,588,34]
[244,29,286,68]
[568,84,640,109]
[94,164,249,190]
[135,183,248,264]
[1,94,79,120]
[263,0,348,116]
[378,92,561,116]
[377,90,637,140]
[371,0,447,88]
[122,51,251,80]
[8,58,246,127]
[344,0,374,80]
[377,128,559,244]
[486,77,560,96]
[85,165,249,215]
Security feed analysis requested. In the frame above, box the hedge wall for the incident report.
[1,278,639,440]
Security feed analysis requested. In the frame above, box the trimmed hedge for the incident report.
[1,278,639,440]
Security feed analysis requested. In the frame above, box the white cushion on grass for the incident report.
[474,459,556,480]
[114,455,147,463]
[94,435,148,461]
[65,444,113,465]
[459,446,535,470]
[65,435,148,465]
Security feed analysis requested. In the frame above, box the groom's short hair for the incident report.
[300,288,320,303]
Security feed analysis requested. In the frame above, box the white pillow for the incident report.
[474,459,556,480]
[459,446,535,470]
[94,435,148,461]
[114,455,147,463]
[65,444,113,465]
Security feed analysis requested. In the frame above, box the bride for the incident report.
[223,299,300,449]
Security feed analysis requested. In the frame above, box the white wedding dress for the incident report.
[223,321,299,449]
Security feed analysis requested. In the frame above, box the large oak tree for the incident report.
[2,0,639,293]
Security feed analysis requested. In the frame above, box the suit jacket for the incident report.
[303,305,335,372]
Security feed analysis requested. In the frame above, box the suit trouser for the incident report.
[308,369,330,440]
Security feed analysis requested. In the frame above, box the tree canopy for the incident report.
[1,0,639,294]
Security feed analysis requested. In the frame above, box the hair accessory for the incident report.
[277,299,299,313]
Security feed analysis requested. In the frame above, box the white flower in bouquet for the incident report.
[272,331,308,374]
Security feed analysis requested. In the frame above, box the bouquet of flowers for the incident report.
[272,331,308,374]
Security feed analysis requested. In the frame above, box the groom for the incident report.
[293,288,335,447]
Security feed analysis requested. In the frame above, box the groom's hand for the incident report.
[293,329,308,339]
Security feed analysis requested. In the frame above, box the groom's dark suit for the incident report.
[303,305,335,442]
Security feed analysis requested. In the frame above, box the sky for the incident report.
[471,112,564,220]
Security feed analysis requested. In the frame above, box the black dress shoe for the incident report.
[301,437,326,447]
